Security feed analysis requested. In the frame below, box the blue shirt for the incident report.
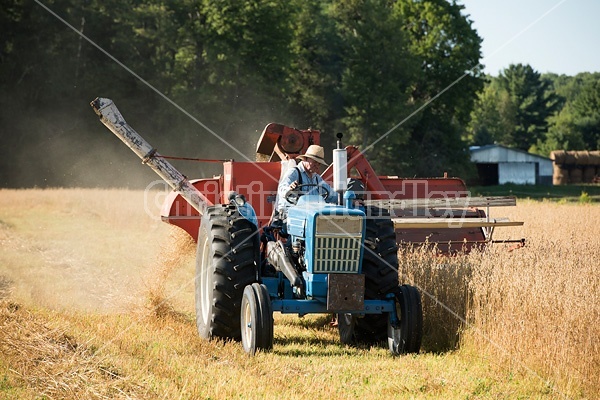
[277,161,337,212]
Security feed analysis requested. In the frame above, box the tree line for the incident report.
[467,65,600,156]
[0,0,597,188]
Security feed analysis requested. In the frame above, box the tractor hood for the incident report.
[286,195,365,238]
[287,195,366,278]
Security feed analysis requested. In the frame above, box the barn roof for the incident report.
[469,144,551,163]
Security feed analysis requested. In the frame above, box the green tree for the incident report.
[286,0,343,138]
[533,72,600,155]
[467,78,516,146]
[392,0,484,177]
[332,0,416,168]
[199,0,295,134]
[288,0,484,176]
[570,78,600,149]
[496,63,561,150]
[531,105,585,155]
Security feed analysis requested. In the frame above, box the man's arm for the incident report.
[277,168,299,211]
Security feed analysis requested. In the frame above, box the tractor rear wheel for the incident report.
[388,284,423,355]
[241,283,274,355]
[195,205,259,340]
[354,206,399,343]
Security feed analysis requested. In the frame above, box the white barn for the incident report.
[470,144,553,185]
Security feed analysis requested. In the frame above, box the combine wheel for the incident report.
[337,313,357,345]
[195,206,259,340]
[388,285,423,355]
[241,283,274,355]
[354,206,399,343]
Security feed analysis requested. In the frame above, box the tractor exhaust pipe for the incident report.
[333,133,347,205]
[90,97,210,215]
[266,240,303,292]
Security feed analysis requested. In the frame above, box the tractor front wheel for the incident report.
[241,283,274,355]
[388,284,423,355]
[337,313,357,345]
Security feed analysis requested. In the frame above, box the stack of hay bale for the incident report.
[551,150,600,185]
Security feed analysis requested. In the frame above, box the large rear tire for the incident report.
[195,205,259,340]
[354,206,399,343]
[388,284,423,355]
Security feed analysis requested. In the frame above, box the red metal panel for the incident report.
[378,177,469,199]
[256,123,321,162]
[223,161,282,229]
[160,178,221,241]
[161,162,283,240]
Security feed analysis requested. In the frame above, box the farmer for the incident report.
[276,144,337,216]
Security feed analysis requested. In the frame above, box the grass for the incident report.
[0,303,560,399]
[1,188,598,399]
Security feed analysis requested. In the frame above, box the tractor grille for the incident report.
[313,215,363,274]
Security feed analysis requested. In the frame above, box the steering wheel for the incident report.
[284,183,331,205]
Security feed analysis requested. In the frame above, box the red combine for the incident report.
[161,122,523,253]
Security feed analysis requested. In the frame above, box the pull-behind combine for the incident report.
[91,98,522,355]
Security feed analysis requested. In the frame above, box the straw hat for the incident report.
[298,145,328,166]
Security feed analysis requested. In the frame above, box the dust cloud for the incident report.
[0,104,221,189]
[0,189,196,314]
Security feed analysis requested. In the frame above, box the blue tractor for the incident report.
[195,138,423,356]
[91,98,423,356]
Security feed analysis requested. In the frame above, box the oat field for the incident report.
[401,200,599,398]
[0,188,598,399]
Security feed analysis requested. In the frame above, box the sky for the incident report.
[458,0,600,76]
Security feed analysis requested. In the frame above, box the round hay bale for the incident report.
[550,150,566,164]
[575,151,590,165]
[553,164,568,185]
[583,166,596,183]
[564,151,577,165]
[589,150,600,166]
[569,166,583,184]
